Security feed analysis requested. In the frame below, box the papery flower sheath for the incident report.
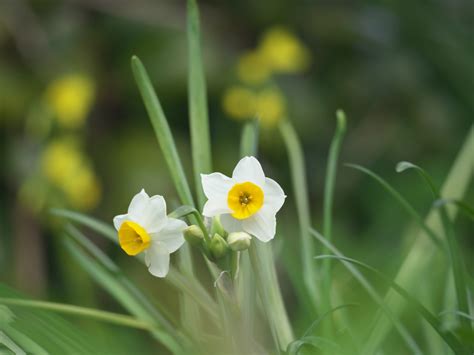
[113,189,187,277]
[201,156,286,242]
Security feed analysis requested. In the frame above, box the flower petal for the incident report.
[243,208,276,242]
[263,177,286,214]
[113,213,129,231]
[202,199,232,217]
[145,242,170,278]
[220,214,243,234]
[232,156,265,186]
[128,189,150,217]
[201,173,234,199]
[201,173,233,217]
[140,195,167,232]
[152,217,186,253]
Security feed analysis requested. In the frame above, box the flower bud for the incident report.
[227,232,252,251]
[210,233,229,259]
[183,225,204,246]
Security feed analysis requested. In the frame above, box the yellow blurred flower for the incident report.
[258,27,311,73]
[41,138,101,210]
[237,51,272,85]
[45,74,95,129]
[255,88,286,128]
[222,86,257,120]
[222,86,286,128]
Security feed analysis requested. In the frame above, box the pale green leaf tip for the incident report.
[336,109,347,132]
[395,161,416,173]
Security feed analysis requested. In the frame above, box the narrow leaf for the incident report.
[187,0,212,208]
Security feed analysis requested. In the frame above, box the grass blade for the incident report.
[395,161,439,198]
[313,255,466,354]
[345,163,444,249]
[279,119,319,311]
[131,55,195,207]
[131,55,200,332]
[362,126,474,352]
[0,299,155,331]
[309,228,423,354]
[63,237,185,353]
[187,0,212,208]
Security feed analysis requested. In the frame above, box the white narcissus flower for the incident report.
[201,156,286,242]
[113,189,187,277]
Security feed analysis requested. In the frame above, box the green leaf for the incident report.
[302,303,358,338]
[187,0,212,209]
[279,119,319,312]
[364,126,474,352]
[131,55,201,332]
[63,237,185,353]
[0,284,98,354]
[345,163,444,249]
[395,161,439,198]
[309,228,423,354]
[131,55,195,207]
[51,208,116,242]
[0,298,155,331]
[287,336,340,355]
[313,255,467,354]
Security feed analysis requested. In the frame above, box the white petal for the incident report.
[113,213,129,231]
[128,189,150,217]
[232,156,265,186]
[201,173,233,199]
[140,195,167,232]
[202,199,232,217]
[145,242,170,278]
[263,178,286,214]
[220,214,243,233]
[243,208,276,242]
[201,173,233,217]
[152,218,186,253]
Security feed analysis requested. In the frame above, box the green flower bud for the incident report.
[227,232,252,251]
[183,225,204,246]
[210,233,229,259]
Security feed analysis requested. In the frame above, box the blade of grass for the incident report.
[309,228,423,354]
[187,0,212,209]
[63,237,185,353]
[345,163,444,249]
[279,119,319,312]
[0,299,156,331]
[321,110,347,332]
[131,54,200,332]
[52,209,218,318]
[396,161,471,333]
[363,126,474,352]
[313,255,466,354]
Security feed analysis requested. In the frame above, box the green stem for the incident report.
[279,119,319,311]
[249,243,294,350]
[321,110,346,320]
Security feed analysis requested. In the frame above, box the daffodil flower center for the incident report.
[227,181,264,220]
[118,221,151,256]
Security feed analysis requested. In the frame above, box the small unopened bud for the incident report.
[183,225,204,246]
[227,232,251,251]
[210,233,229,259]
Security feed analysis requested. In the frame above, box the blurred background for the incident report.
[1,0,473,353]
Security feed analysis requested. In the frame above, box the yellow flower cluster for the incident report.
[41,138,101,210]
[222,27,310,127]
[45,74,95,129]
